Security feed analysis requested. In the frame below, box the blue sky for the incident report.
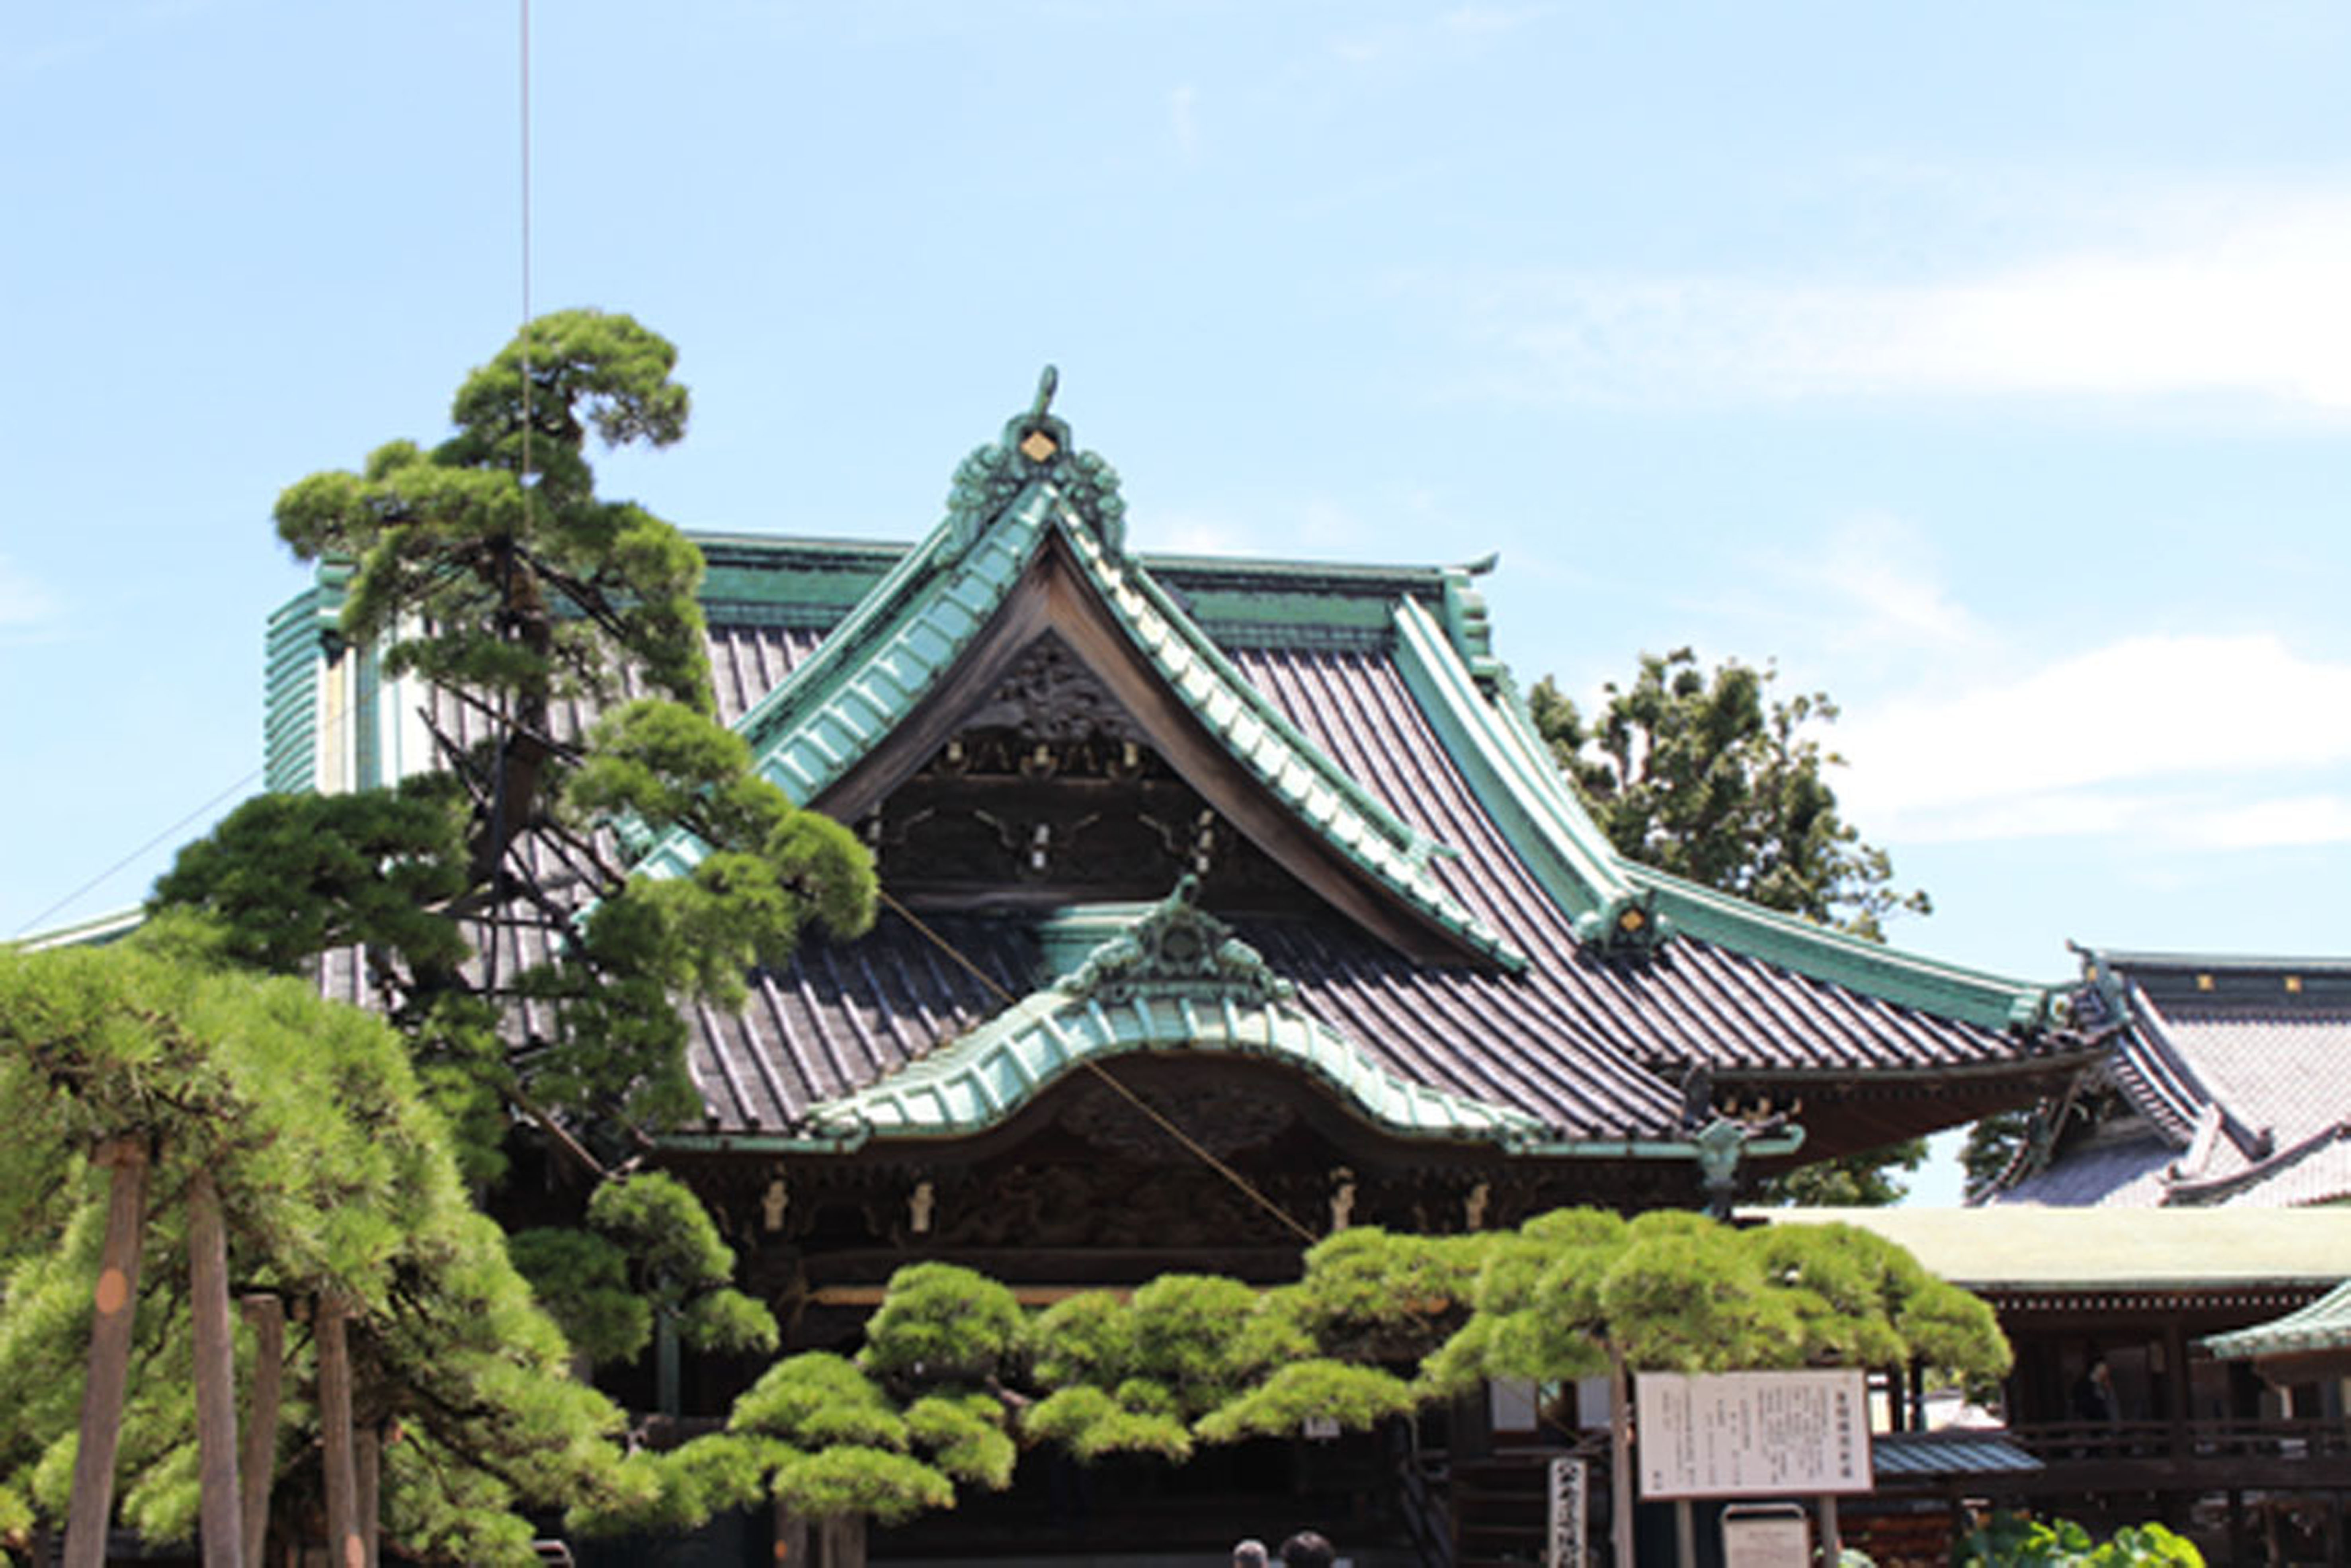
[6,4,2348,1195]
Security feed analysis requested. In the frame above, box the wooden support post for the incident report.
[316,1298,363,1568]
[1673,1498,1694,1566]
[355,1425,381,1568]
[239,1295,284,1568]
[1612,1347,1635,1568]
[820,1514,866,1568]
[64,1136,151,1568]
[187,1170,244,1568]
[1820,1495,1841,1561]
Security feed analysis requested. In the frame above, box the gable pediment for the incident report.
[637,379,1518,969]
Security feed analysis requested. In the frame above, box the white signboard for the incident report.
[1545,1455,1587,1568]
[1721,1506,1811,1568]
[1635,1370,1871,1500]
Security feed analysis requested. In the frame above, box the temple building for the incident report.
[1984,947,2351,1209]
[261,375,2113,1562]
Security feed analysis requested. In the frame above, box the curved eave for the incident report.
[1632,869,2062,1035]
[720,981,1559,1153]
[2207,1279,2351,1361]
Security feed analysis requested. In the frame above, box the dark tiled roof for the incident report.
[655,617,2065,1143]
[2000,951,2351,1208]
[1232,646,2045,1080]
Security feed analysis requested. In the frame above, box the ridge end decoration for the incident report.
[945,365,1127,557]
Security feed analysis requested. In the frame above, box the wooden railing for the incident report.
[2007,1416,2351,1466]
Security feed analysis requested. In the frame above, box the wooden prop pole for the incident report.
[64,1137,151,1568]
[187,1170,245,1568]
[355,1426,380,1568]
[239,1295,284,1568]
[1612,1347,1636,1568]
[316,1299,362,1568]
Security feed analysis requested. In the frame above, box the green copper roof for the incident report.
[633,374,1518,966]
[2206,1277,2351,1361]
[1392,593,2058,1031]
[1392,595,1646,946]
[763,881,1550,1152]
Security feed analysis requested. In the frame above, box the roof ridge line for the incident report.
[1388,596,1644,943]
[1630,865,2060,1033]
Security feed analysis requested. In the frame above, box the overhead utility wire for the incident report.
[11,767,265,939]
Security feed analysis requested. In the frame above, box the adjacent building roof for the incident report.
[2205,1277,2351,1363]
[1990,949,2351,1208]
[1759,1206,2351,1296]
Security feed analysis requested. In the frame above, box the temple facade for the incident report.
[263,375,2112,1563]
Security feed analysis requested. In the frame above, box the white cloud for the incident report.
[2181,794,2351,850]
[1168,83,1199,161]
[1745,512,1988,658]
[1838,633,2351,844]
[0,556,59,632]
[1451,193,2351,419]
[1441,4,1551,35]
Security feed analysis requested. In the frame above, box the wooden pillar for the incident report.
[355,1426,381,1568]
[316,1298,363,1568]
[1611,1347,1635,1568]
[64,1136,151,1568]
[188,1170,244,1568]
[1820,1495,1842,1561]
[239,1295,284,1568]
[820,1514,866,1568]
[1673,1498,1695,1566]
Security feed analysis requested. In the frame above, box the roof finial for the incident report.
[1031,364,1059,418]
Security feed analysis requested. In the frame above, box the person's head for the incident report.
[1233,1542,1269,1568]
[1279,1531,1335,1568]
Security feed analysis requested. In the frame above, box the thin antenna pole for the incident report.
[489,0,534,994]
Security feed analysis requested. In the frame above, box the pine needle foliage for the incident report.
[1424,1207,2009,1391]
[149,310,878,1196]
[0,935,634,1564]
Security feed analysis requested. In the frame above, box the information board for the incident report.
[1635,1370,1871,1500]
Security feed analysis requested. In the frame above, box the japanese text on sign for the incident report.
[1635,1370,1872,1500]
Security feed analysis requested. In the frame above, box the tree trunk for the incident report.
[316,1298,363,1568]
[64,1136,150,1568]
[355,1426,380,1568]
[188,1170,244,1568]
[240,1295,285,1568]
